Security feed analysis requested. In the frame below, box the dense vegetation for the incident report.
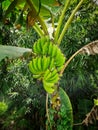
[0,0,98,130]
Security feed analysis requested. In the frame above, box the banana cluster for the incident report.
[29,36,66,93]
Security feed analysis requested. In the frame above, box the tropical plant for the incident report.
[0,0,98,130]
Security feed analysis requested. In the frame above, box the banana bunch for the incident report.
[33,37,65,70]
[43,69,59,93]
[29,56,55,79]
[29,36,66,93]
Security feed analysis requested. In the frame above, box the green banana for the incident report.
[48,41,53,56]
[36,40,42,54]
[57,65,64,72]
[36,57,42,72]
[56,50,62,59]
[55,54,65,67]
[33,74,41,79]
[43,69,52,81]
[33,37,45,55]
[29,36,67,94]
[44,69,59,84]
[29,61,38,75]
[42,56,47,71]
[41,56,51,71]
[49,58,55,70]
[32,58,39,73]
[51,44,58,57]
[55,48,65,66]
[51,69,58,77]
[47,69,59,82]
[33,42,38,54]
[43,80,55,94]
[42,56,49,71]
[40,36,47,45]
[29,61,35,74]
[42,42,49,55]
[47,73,59,84]
[39,36,49,54]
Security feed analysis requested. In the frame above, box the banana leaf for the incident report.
[59,87,73,130]
[31,0,66,18]
[0,45,32,61]
[3,0,65,20]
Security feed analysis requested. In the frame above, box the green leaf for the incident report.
[31,0,65,18]
[59,87,73,129]
[94,99,98,106]
[3,0,25,18]
[0,45,32,61]
[0,102,8,116]
[2,0,11,11]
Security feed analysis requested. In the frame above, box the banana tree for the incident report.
[1,0,98,129]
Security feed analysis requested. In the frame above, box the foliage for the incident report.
[0,45,32,61]
[0,59,46,130]
[0,102,8,116]
[61,0,98,96]
[59,1,98,130]
[46,87,73,130]
[0,0,98,130]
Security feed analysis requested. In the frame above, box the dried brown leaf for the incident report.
[80,40,98,55]
[27,10,37,29]
[82,106,98,126]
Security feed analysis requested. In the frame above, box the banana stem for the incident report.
[26,0,48,35]
[33,23,45,37]
[46,93,52,130]
[60,39,98,74]
[54,0,70,43]
[58,0,84,45]
[60,48,82,75]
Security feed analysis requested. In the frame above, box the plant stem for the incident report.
[33,23,44,37]
[74,122,83,126]
[58,0,84,45]
[60,40,98,74]
[60,48,83,75]
[46,93,52,130]
[54,0,70,43]
[38,16,49,35]
[26,0,48,35]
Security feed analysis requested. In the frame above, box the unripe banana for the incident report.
[57,65,64,72]
[43,69,52,81]
[42,56,50,71]
[40,36,48,45]
[29,61,36,74]
[32,58,39,73]
[51,69,58,77]
[51,44,58,57]
[29,61,38,75]
[29,36,66,93]
[49,58,55,70]
[43,80,55,94]
[47,72,59,84]
[40,36,50,54]
[37,57,42,71]
[44,69,59,84]
[55,54,65,67]
[33,42,38,54]
[43,42,50,55]
[33,74,41,79]
[36,40,42,54]
[48,41,53,55]
[33,37,47,55]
